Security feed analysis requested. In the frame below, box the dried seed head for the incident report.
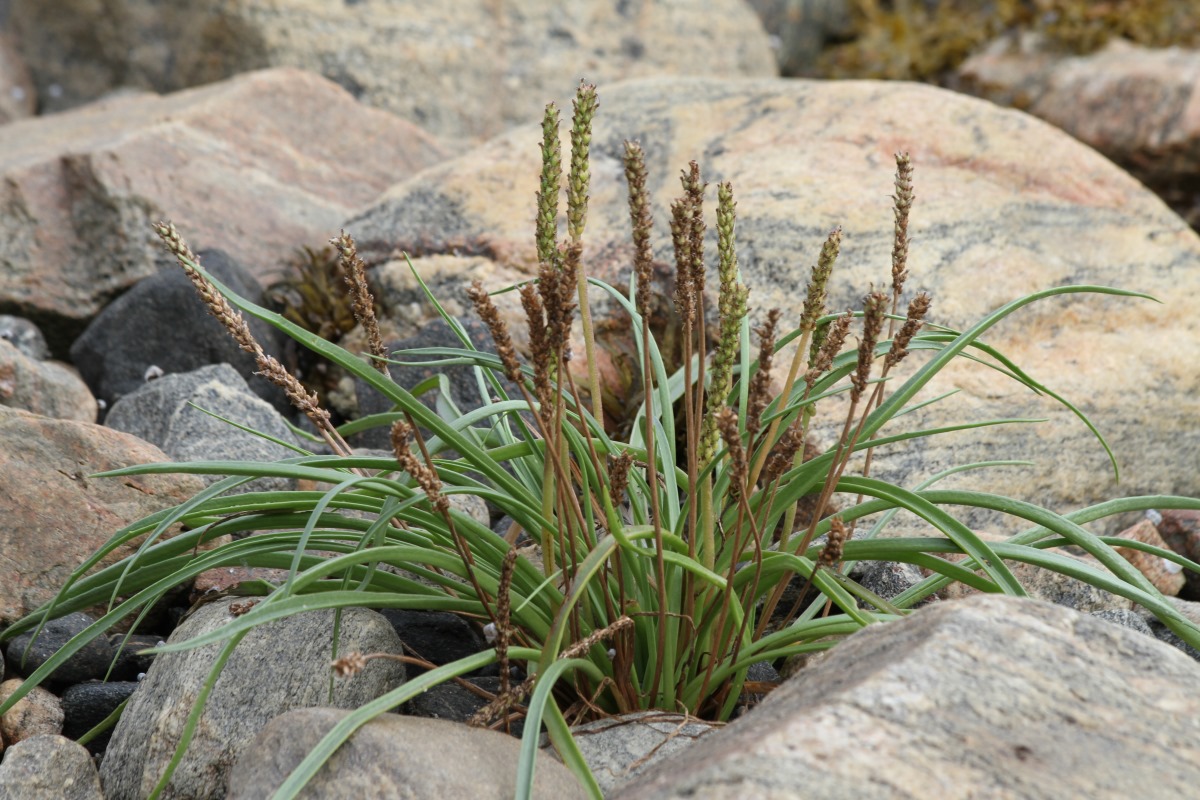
[536,103,562,267]
[747,308,782,439]
[851,292,888,402]
[331,229,388,374]
[682,162,707,295]
[819,516,848,568]
[332,652,368,678]
[607,450,635,507]
[154,221,331,429]
[623,141,654,319]
[670,197,695,325]
[391,419,449,513]
[884,291,932,369]
[716,407,748,501]
[806,310,854,387]
[763,422,807,484]
[467,280,522,385]
[560,616,634,660]
[892,153,914,297]
[568,82,597,243]
[801,226,842,335]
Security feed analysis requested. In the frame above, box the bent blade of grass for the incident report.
[517,657,607,800]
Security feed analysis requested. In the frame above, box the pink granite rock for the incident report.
[0,67,446,352]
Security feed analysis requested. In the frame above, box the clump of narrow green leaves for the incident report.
[3,82,1200,800]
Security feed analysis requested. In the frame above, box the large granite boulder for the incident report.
[9,0,776,151]
[346,76,1200,536]
[0,67,445,354]
[615,594,1200,799]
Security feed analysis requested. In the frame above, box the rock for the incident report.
[105,363,301,494]
[0,338,96,422]
[959,35,1200,192]
[1110,518,1185,596]
[69,250,289,413]
[563,711,719,796]
[10,0,775,150]
[849,559,927,607]
[0,407,206,625]
[614,594,1200,799]
[347,76,1200,537]
[935,530,1134,614]
[1091,607,1154,637]
[403,675,523,734]
[0,67,445,354]
[0,315,49,360]
[0,735,103,800]
[106,634,162,682]
[4,613,114,685]
[60,681,138,746]
[1154,508,1200,597]
[0,680,63,744]
[746,0,855,76]
[379,609,485,676]
[99,598,406,800]
[226,707,586,800]
[0,31,34,124]
[1138,596,1200,661]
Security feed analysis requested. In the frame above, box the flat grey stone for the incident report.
[227,708,586,800]
[99,599,406,800]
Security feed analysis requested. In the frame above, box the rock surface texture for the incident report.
[105,363,300,494]
[349,76,1200,535]
[614,594,1200,799]
[0,407,205,625]
[0,735,103,800]
[226,708,587,800]
[100,599,406,800]
[0,67,445,353]
[9,0,776,150]
[0,338,96,421]
[959,35,1200,191]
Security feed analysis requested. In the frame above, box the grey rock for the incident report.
[850,559,927,607]
[70,250,289,414]
[563,711,719,796]
[226,707,586,800]
[10,0,775,150]
[0,315,48,360]
[0,338,96,422]
[5,612,114,685]
[0,735,103,800]
[99,599,406,800]
[746,0,855,75]
[615,595,1200,799]
[1090,607,1154,637]
[105,363,300,494]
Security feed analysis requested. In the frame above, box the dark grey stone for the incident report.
[60,680,138,749]
[380,609,485,676]
[69,249,288,415]
[5,612,114,685]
